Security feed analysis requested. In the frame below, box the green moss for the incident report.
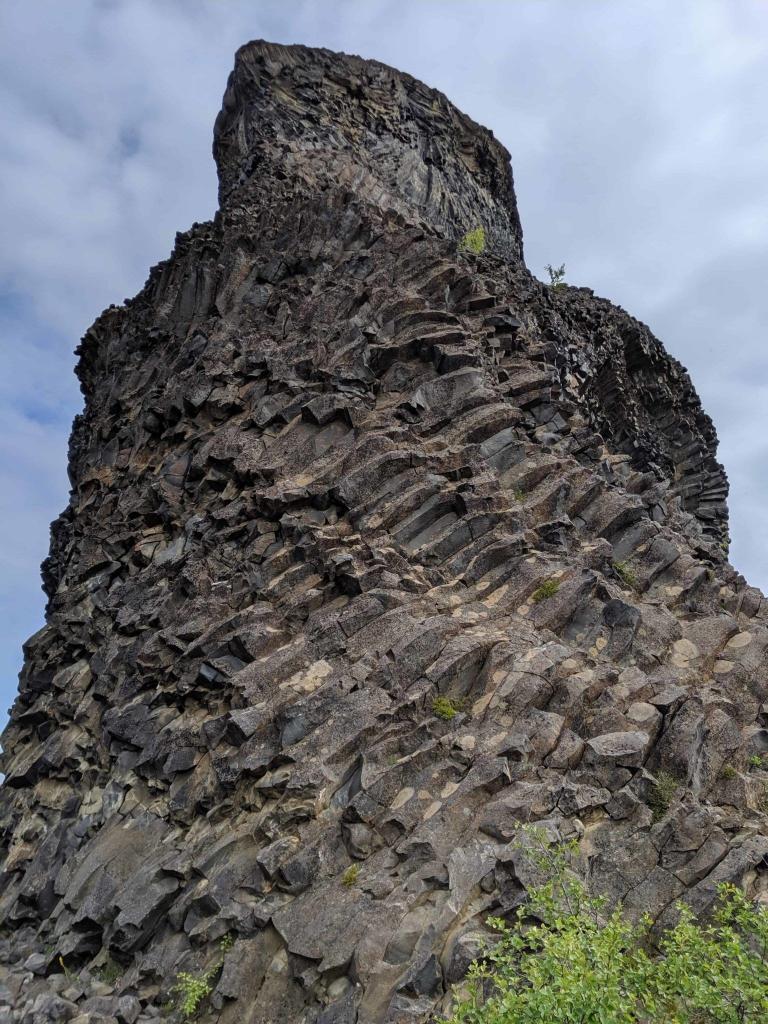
[341,863,361,887]
[459,226,486,254]
[749,754,767,770]
[649,771,679,822]
[721,763,737,780]
[531,578,560,603]
[432,696,465,721]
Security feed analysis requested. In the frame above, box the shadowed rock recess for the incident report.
[1,39,765,1024]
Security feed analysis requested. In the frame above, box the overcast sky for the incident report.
[1,0,767,726]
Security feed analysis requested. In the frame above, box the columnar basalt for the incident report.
[1,41,764,1024]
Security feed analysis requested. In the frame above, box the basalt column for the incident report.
[1,40,764,1024]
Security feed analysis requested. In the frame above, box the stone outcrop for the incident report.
[0,40,764,1024]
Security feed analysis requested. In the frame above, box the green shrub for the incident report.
[648,771,678,822]
[443,827,768,1024]
[172,971,215,1019]
[341,863,361,887]
[171,935,233,1019]
[613,560,638,590]
[459,226,486,254]
[531,578,560,603]
[721,763,738,780]
[545,262,566,288]
[748,754,766,770]
[432,696,466,721]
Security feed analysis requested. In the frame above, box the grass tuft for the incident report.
[613,560,638,590]
[341,863,361,887]
[649,771,679,822]
[531,578,560,603]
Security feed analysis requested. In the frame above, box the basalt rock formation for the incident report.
[1,40,765,1024]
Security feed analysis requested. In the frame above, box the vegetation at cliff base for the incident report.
[443,828,768,1024]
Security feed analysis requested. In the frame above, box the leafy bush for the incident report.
[460,227,486,254]
[432,696,466,721]
[443,828,768,1023]
[531,579,560,603]
[545,262,566,288]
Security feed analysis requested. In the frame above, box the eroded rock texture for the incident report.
[1,40,764,1024]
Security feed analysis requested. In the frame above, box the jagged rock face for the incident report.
[0,39,764,1024]
[212,42,524,261]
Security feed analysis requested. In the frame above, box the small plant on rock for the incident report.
[171,934,233,1019]
[432,696,465,721]
[721,763,738,780]
[545,262,566,289]
[749,754,767,770]
[95,956,123,986]
[172,970,215,1019]
[459,226,486,254]
[341,863,361,887]
[649,770,679,822]
[613,560,638,590]
[531,578,560,603]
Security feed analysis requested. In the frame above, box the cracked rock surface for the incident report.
[1,39,765,1024]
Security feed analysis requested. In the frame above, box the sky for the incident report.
[1,0,767,727]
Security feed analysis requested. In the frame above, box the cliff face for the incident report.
[0,40,763,1024]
